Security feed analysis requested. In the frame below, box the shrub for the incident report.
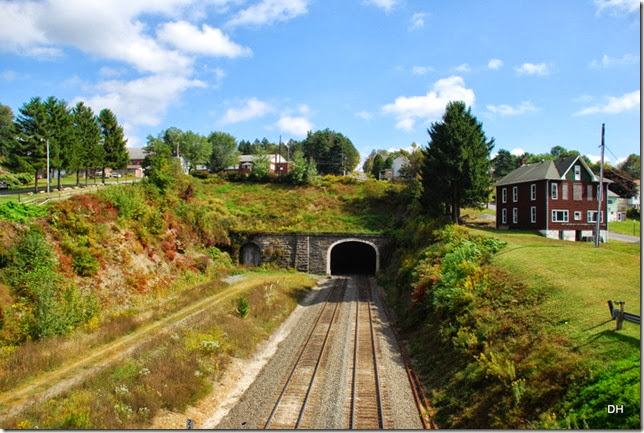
[626,208,639,220]
[0,202,48,223]
[99,185,149,221]
[236,296,249,318]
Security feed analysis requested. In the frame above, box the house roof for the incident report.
[127,147,146,161]
[495,155,608,186]
[239,154,289,163]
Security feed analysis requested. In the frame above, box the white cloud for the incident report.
[157,21,252,57]
[78,74,207,127]
[510,148,525,156]
[409,12,428,30]
[412,65,434,75]
[355,110,373,120]
[364,0,399,11]
[381,76,476,131]
[594,0,639,15]
[488,58,503,70]
[275,116,313,137]
[584,154,613,164]
[515,62,551,76]
[574,90,640,116]
[454,63,471,73]
[220,98,274,124]
[487,101,538,116]
[589,53,638,69]
[227,0,309,27]
[1,70,17,81]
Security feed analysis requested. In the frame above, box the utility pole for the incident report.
[594,123,605,248]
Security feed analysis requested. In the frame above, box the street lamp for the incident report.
[46,138,50,194]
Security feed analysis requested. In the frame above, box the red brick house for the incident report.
[495,155,610,242]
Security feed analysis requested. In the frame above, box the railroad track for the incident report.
[263,277,347,429]
[263,275,398,430]
[350,275,385,429]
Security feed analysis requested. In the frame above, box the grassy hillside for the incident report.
[195,175,409,234]
[383,221,640,429]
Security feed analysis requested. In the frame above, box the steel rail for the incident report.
[366,276,384,429]
[264,277,345,429]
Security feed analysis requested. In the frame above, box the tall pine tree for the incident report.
[98,108,128,181]
[13,97,49,192]
[72,102,102,186]
[420,101,494,224]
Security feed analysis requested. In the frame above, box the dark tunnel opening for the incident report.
[330,241,377,275]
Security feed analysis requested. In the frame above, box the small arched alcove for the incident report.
[328,240,378,275]
[239,242,261,266]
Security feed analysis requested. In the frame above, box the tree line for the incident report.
[0,98,128,192]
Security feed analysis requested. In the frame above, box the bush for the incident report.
[236,296,249,318]
[0,202,49,223]
[626,208,640,220]
[99,185,149,221]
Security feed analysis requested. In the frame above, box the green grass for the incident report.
[609,219,640,237]
[469,227,640,362]
[195,178,406,233]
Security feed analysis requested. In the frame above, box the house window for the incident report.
[587,185,593,201]
[551,183,558,200]
[501,188,507,203]
[502,208,507,224]
[551,210,569,222]
[587,211,604,223]
[530,184,536,201]
[573,183,582,200]
[574,165,581,181]
[513,208,518,224]
[574,211,582,221]
[530,206,536,223]
[561,183,568,200]
[512,186,518,202]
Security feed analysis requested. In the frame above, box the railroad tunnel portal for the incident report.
[239,233,386,275]
[328,240,378,276]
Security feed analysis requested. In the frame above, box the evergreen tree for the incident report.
[98,108,128,181]
[44,96,73,190]
[71,102,102,186]
[301,129,359,175]
[492,149,520,179]
[371,154,384,179]
[0,102,15,166]
[13,97,49,192]
[420,101,494,223]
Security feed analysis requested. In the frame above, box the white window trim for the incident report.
[573,211,582,221]
[587,211,604,223]
[512,208,518,224]
[587,184,593,201]
[530,184,536,201]
[551,209,569,222]
[502,187,507,203]
[574,165,581,181]
[502,208,507,224]
[512,186,518,202]
[530,206,536,223]
[551,182,558,200]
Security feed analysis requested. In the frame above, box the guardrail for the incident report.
[607,300,640,330]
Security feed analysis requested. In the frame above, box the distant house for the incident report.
[126,147,146,178]
[380,155,409,180]
[607,190,625,222]
[227,154,290,174]
[495,155,611,242]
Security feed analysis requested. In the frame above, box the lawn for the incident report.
[609,219,640,237]
[469,227,641,363]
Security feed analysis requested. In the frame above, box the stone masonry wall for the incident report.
[241,232,388,275]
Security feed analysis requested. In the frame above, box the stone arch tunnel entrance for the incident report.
[329,240,378,275]
[240,242,261,266]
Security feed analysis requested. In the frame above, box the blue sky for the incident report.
[0,0,640,167]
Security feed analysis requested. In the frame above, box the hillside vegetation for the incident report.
[0,175,639,429]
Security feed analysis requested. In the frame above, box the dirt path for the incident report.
[0,275,263,423]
